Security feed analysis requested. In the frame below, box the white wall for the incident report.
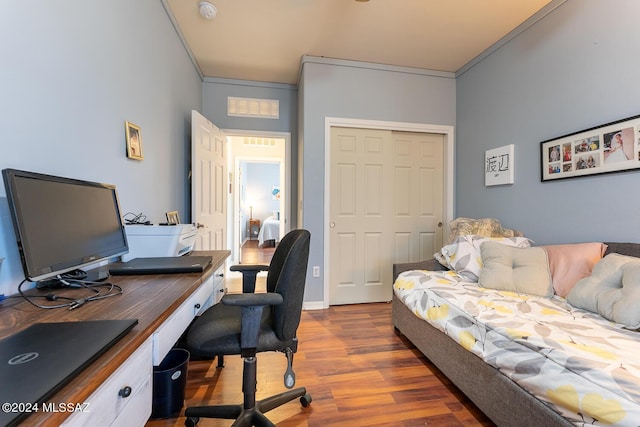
[0,0,202,295]
[456,0,640,244]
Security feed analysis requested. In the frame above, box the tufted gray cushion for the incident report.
[567,253,640,327]
[478,241,554,297]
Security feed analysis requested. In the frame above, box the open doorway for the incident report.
[239,160,282,263]
[226,133,289,267]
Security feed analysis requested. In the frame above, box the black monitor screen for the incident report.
[2,169,129,282]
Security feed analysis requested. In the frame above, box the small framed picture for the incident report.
[166,211,180,225]
[125,121,143,160]
[271,185,280,200]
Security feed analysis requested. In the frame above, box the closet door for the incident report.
[329,127,443,305]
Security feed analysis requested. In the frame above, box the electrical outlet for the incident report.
[312,266,320,277]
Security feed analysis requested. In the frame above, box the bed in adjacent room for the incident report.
[258,215,280,247]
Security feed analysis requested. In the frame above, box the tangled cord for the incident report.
[17,274,123,310]
[123,212,150,225]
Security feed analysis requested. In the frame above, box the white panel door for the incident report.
[192,110,226,250]
[390,131,444,264]
[329,127,443,305]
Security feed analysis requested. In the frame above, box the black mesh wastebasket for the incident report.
[151,348,190,419]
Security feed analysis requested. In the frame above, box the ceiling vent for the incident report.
[227,97,279,119]
[242,137,278,147]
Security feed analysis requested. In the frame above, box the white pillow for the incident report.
[437,235,533,281]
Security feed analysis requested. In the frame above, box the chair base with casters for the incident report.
[184,354,311,427]
[184,229,312,427]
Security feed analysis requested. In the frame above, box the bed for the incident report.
[392,240,640,427]
[257,215,280,247]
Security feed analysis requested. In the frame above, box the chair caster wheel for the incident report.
[300,393,312,407]
[185,416,200,427]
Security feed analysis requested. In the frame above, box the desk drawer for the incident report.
[61,339,152,427]
[152,274,213,365]
[212,265,225,304]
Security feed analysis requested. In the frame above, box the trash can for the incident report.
[151,348,190,419]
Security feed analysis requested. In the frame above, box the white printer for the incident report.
[122,224,197,262]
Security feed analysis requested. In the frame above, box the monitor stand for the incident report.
[86,268,109,282]
[36,268,109,289]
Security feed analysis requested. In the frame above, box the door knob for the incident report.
[330,222,335,228]
[196,223,205,229]
[437,222,443,227]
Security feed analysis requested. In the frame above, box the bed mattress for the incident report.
[258,216,279,246]
[393,269,640,426]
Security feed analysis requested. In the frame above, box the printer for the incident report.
[122,224,197,262]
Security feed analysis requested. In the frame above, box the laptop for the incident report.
[0,319,138,426]
[108,255,212,275]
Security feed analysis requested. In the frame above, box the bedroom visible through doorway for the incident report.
[227,133,289,267]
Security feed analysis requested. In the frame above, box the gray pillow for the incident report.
[567,253,640,327]
[478,241,553,297]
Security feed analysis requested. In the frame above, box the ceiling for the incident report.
[165,0,555,85]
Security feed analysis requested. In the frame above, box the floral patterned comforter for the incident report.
[394,269,640,426]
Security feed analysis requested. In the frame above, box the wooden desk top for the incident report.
[0,250,230,426]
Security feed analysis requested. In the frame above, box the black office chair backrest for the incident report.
[266,229,310,341]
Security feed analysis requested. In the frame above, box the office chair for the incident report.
[184,229,312,427]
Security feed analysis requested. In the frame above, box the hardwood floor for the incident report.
[146,302,494,427]
[240,239,275,264]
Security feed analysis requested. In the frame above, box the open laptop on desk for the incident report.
[108,255,212,275]
[0,319,137,426]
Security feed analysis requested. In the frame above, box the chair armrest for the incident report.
[393,258,449,282]
[222,292,283,307]
[230,264,270,272]
[222,292,284,354]
[229,264,270,293]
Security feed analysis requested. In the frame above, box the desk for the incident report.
[0,250,229,426]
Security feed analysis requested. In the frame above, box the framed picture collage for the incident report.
[541,114,640,182]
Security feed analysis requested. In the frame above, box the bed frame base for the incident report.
[392,295,572,427]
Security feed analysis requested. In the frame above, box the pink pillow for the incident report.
[542,243,607,297]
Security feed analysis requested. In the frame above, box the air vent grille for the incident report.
[242,138,277,147]
[227,97,279,119]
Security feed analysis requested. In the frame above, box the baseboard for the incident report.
[302,301,324,310]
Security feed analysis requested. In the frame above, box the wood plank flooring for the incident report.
[146,302,495,427]
[240,239,276,264]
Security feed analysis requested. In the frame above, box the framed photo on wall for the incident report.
[541,114,640,182]
[125,121,144,160]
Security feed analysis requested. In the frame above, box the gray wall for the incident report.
[299,58,456,302]
[0,0,202,295]
[201,78,298,226]
[456,0,640,244]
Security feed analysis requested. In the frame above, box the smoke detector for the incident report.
[199,2,217,20]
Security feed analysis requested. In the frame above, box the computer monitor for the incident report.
[2,169,129,283]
